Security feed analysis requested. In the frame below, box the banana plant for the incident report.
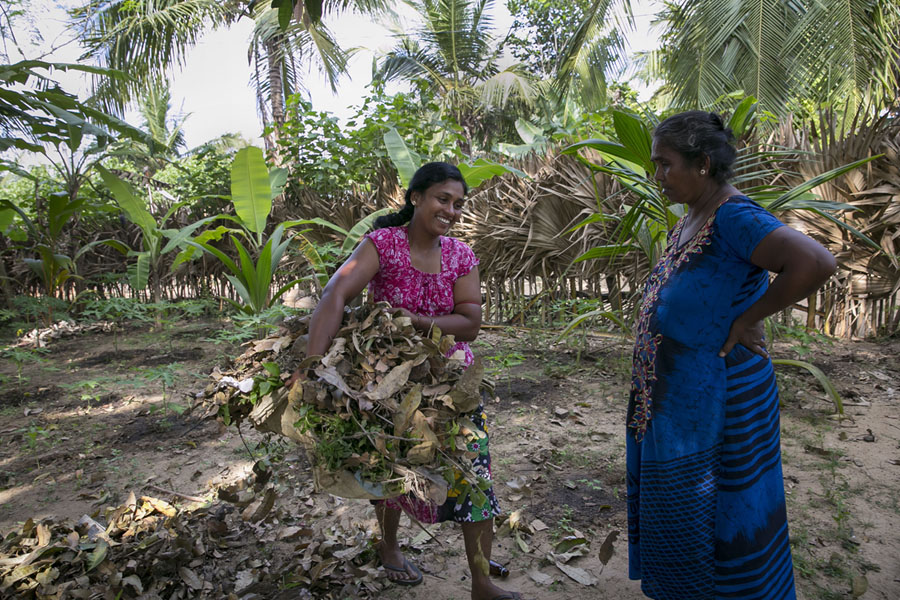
[183,146,389,314]
[0,197,121,326]
[383,127,528,190]
[97,166,221,305]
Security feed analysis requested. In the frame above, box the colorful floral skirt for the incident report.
[380,400,500,524]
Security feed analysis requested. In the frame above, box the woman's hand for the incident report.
[393,307,415,321]
[719,317,767,358]
[393,307,433,331]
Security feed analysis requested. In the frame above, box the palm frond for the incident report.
[72,0,231,113]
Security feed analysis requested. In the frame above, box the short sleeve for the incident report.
[715,197,785,262]
[449,238,479,278]
[364,227,394,260]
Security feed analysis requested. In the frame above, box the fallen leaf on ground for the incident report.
[529,570,555,585]
[555,561,597,586]
[597,530,619,565]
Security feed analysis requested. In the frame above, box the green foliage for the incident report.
[154,144,235,217]
[191,224,299,316]
[1,346,49,388]
[565,102,879,264]
[647,0,900,118]
[80,296,154,324]
[11,296,69,328]
[374,0,539,152]
[19,422,51,452]
[1,194,123,324]
[292,404,394,481]
[230,147,277,245]
[507,0,596,77]
[772,359,844,416]
[383,129,528,191]
[561,101,879,335]
[97,165,223,300]
[276,86,458,197]
[248,362,282,404]
[140,362,182,414]
[182,147,304,317]
[0,60,152,164]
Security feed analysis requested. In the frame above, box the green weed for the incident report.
[1,346,49,388]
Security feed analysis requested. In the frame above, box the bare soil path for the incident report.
[1,320,898,599]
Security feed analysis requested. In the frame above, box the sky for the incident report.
[8,0,663,152]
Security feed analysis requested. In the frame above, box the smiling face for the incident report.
[650,139,705,206]
[410,178,467,236]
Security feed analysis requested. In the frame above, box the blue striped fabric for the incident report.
[626,197,796,599]
[627,347,796,599]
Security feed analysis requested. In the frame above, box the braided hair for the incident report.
[653,111,737,183]
[373,162,469,229]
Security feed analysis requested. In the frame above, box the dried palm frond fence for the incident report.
[768,111,900,337]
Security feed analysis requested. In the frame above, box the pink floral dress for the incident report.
[364,226,500,523]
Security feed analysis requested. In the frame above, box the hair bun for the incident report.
[709,112,735,141]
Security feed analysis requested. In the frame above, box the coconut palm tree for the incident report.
[246,3,347,147]
[374,0,538,153]
[70,0,384,140]
[550,0,633,110]
[645,0,900,117]
[109,78,188,176]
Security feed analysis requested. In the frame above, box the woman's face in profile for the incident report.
[650,139,702,206]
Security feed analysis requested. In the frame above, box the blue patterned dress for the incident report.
[626,196,797,600]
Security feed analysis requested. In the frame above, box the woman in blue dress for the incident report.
[627,111,837,599]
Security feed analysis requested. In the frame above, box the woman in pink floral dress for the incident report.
[290,162,521,600]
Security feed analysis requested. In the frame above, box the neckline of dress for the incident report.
[673,195,739,251]
[402,226,445,275]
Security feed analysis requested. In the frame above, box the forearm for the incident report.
[409,312,480,342]
[306,289,347,357]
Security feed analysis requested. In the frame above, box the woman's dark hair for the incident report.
[653,111,737,183]
[373,161,468,229]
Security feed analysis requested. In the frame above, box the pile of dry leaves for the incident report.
[202,303,490,505]
[0,462,385,599]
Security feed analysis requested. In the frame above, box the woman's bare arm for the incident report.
[399,266,483,342]
[288,239,380,384]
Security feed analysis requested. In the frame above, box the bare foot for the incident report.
[377,542,423,586]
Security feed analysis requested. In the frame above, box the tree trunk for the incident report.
[266,37,286,131]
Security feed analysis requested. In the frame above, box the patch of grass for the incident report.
[551,504,576,542]
[551,445,604,469]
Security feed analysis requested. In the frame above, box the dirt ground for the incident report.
[1,318,898,599]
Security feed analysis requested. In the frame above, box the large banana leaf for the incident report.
[231,147,273,243]
[457,158,529,189]
[340,208,393,255]
[127,251,151,291]
[383,127,421,188]
[97,166,157,237]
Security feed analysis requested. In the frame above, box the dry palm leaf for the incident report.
[202,302,492,505]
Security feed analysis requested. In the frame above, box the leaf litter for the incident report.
[0,463,386,599]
